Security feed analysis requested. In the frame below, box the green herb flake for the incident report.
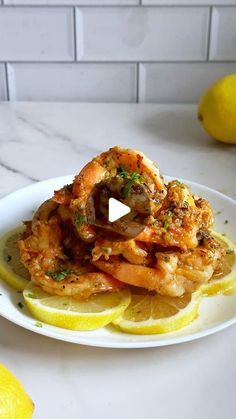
[35,321,43,328]
[117,166,129,178]
[175,180,185,189]
[74,212,86,227]
[62,183,73,195]
[224,220,229,224]
[123,172,144,198]
[63,302,69,306]
[104,159,111,167]
[226,249,234,255]
[222,233,226,237]
[102,247,112,255]
[164,256,170,262]
[6,255,12,262]
[153,162,158,168]
[18,302,24,309]
[27,293,37,299]
[163,220,170,231]
[46,268,72,282]
[215,210,222,216]
[166,209,174,217]
[183,201,189,209]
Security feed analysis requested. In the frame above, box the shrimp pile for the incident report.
[18,146,226,299]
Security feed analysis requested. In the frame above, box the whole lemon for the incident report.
[0,364,34,419]
[198,73,236,144]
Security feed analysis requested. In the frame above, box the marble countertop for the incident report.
[0,102,236,419]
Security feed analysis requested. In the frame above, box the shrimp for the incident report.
[19,199,123,299]
[136,180,214,250]
[93,235,225,297]
[93,256,185,297]
[67,147,166,241]
[92,239,149,265]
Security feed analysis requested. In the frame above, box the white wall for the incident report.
[0,1,235,103]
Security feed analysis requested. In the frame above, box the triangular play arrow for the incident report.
[108,197,131,222]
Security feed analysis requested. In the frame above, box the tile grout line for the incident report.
[0,4,234,8]
[4,62,10,101]
[73,7,77,61]
[206,6,213,61]
[1,60,236,64]
[136,63,139,103]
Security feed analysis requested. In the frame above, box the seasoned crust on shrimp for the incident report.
[18,199,123,299]
[136,180,214,250]
[66,147,167,240]
[93,236,225,297]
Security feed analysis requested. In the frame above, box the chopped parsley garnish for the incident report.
[164,256,170,262]
[224,220,229,224]
[63,302,69,306]
[27,293,37,299]
[226,249,234,255]
[74,212,86,227]
[62,184,73,194]
[183,201,189,208]
[6,255,12,262]
[163,220,170,231]
[175,180,185,189]
[35,321,43,328]
[102,247,112,254]
[117,166,129,178]
[153,162,158,168]
[46,268,72,282]
[166,209,174,217]
[215,210,222,215]
[123,172,144,198]
[104,159,111,167]
[18,302,24,309]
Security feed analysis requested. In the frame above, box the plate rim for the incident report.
[0,174,236,349]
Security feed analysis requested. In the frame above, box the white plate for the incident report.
[0,175,236,349]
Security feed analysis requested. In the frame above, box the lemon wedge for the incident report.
[0,226,30,291]
[0,363,34,419]
[201,231,236,296]
[112,289,201,335]
[23,282,131,331]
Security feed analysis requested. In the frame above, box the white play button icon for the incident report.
[108,197,131,222]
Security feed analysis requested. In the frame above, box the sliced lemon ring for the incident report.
[200,231,236,296]
[0,225,30,291]
[23,282,131,331]
[112,289,201,335]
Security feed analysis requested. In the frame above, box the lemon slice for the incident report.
[201,231,236,296]
[23,282,131,331]
[0,363,34,419]
[112,289,201,335]
[0,226,30,291]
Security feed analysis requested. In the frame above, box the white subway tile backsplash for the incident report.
[143,0,236,4]
[5,0,138,4]
[0,64,7,100]
[0,3,235,104]
[75,7,209,61]
[4,0,236,3]
[210,7,236,61]
[0,8,74,61]
[8,63,137,102]
[139,62,236,103]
